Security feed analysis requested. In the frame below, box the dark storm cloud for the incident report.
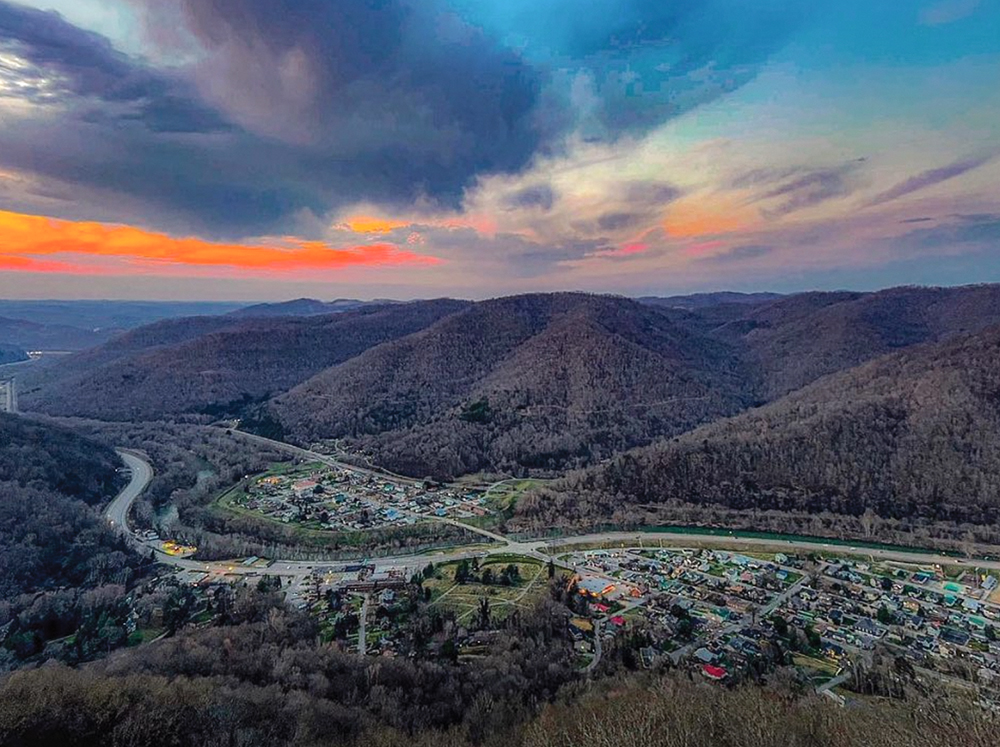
[0,0,812,238]
[145,0,543,199]
[0,0,227,132]
[502,184,556,212]
[863,155,994,208]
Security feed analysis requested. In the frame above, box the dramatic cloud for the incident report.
[0,0,997,299]
[0,0,226,132]
[863,155,994,209]
[0,0,816,240]
[0,209,440,275]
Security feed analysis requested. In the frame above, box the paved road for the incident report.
[538,531,1000,572]
[105,450,1000,591]
[106,450,154,538]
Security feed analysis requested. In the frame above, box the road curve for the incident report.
[106,449,154,539]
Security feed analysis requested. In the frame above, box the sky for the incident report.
[0,0,998,301]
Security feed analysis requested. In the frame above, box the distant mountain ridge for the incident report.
[0,300,244,351]
[638,291,784,309]
[21,301,470,420]
[228,298,401,317]
[0,316,115,351]
[23,283,1000,488]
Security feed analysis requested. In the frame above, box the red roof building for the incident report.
[701,664,728,680]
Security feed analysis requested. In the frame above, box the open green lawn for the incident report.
[425,556,549,623]
[484,478,549,512]
[793,653,841,681]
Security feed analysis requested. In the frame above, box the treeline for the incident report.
[0,590,582,746]
[1,624,995,746]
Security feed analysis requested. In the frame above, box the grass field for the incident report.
[484,479,548,511]
[424,556,548,623]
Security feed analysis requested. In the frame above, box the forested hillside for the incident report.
[0,414,147,665]
[525,323,1000,540]
[0,315,115,351]
[722,284,1000,399]
[271,293,752,477]
[22,285,1000,484]
[22,301,469,420]
[0,628,993,746]
[229,298,391,317]
[0,344,27,365]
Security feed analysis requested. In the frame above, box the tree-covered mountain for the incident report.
[22,284,1000,483]
[271,293,753,477]
[0,413,134,598]
[527,322,1000,539]
[0,316,116,352]
[717,284,1000,400]
[21,301,470,420]
[228,297,399,317]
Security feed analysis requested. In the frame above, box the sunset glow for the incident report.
[0,0,996,299]
[0,210,441,276]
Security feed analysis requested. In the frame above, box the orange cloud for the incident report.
[0,210,441,275]
[340,215,410,234]
[664,198,756,239]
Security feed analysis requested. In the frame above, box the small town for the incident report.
[221,462,492,533]
[154,536,1000,708]
[559,547,1000,703]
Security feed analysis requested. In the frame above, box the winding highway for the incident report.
[107,450,154,536]
[105,448,1000,588]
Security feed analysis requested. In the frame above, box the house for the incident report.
[694,647,717,663]
[701,664,728,680]
[579,577,616,597]
[640,647,659,669]
[854,618,883,638]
